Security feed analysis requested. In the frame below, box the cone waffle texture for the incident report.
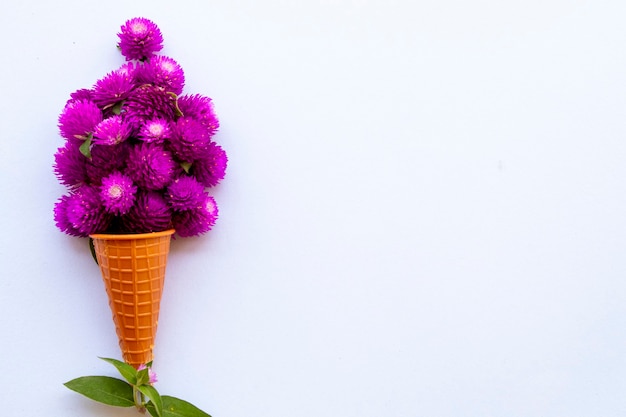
[90,230,174,368]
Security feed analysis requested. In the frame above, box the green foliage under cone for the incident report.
[64,357,211,417]
[64,376,134,407]
[146,396,212,417]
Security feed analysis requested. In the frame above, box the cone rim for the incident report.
[89,229,175,240]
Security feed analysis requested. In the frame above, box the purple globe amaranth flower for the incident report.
[140,55,185,95]
[118,17,163,61]
[122,191,172,233]
[126,142,176,190]
[58,99,103,140]
[172,195,218,237]
[138,118,171,143]
[191,142,228,187]
[86,142,130,185]
[93,115,132,145]
[54,194,83,236]
[64,186,111,236]
[177,94,219,133]
[54,140,88,188]
[123,84,177,129]
[92,68,137,109]
[169,117,212,162]
[117,62,139,78]
[68,89,95,104]
[100,172,137,215]
[166,176,206,211]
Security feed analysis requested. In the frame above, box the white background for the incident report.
[1,0,625,416]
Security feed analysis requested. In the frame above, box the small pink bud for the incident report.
[138,364,158,385]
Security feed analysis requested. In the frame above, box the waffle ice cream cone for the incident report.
[90,229,175,368]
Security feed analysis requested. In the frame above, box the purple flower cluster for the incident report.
[54,17,227,238]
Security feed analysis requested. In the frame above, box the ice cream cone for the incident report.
[89,229,175,368]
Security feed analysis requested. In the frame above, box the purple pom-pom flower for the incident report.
[93,115,132,145]
[140,55,185,95]
[117,62,139,78]
[118,17,163,61]
[122,191,172,233]
[138,118,171,143]
[124,84,177,129]
[191,142,228,187]
[92,68,137,109]
[86,142,130,185]
[172,195,218,237]
[64,186,111,236]
[169,117,212,162]
[100,172,137,215]
[166,176,206,211]
[54,140,88,188]
[54,195,83,236]
[126,142,176,190]
[177,94,219,133]
[58,99,102,140]
[68,89,95,104]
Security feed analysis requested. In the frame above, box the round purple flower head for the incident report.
[138,118,171,143]
[64,186,111,236]
[122,191,172,233]
[100,172,137,215]
[117,62,138,78]
[166,176,206,211]
[68,89,95,103]
[177,94,219,133]
[86,142,130,185]
[191,142,228,188]
[54,194,82,236]
[172,195,218,237]
[54,140,88,188]
[92,68,137,108]
[141,55,185,95]
[58,99,102,140]
[93,115,132,145]
[118,17,163,61]
[126,142,176,190]
[124,84,177,129]
[169,117,212,162]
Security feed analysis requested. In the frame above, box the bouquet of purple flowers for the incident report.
[55,18,225,416]
[54,17,227,238]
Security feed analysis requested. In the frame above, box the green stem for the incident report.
[133,385,146,413]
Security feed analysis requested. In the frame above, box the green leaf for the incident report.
[110,101,124,115]
[79,136,92,159]
[99,357,138,385]
[64,376,134,407]
[146,403,160,417]
[139,385,163,417]
[180,161,192,173]
[88,238,98,265]
[148,396,212,417]
[137,367,150,386]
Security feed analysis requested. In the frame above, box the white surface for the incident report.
[1,0,626,416]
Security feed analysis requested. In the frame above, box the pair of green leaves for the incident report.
[64,357,211,417]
